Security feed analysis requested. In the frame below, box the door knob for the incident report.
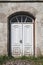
[20,40,22,43]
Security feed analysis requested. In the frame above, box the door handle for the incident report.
[20,40,22,43]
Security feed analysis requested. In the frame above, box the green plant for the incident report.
[0,55,15,65]
[0,55,43,65]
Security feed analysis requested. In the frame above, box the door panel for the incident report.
[11,24,22,57]
[23,24,33,56]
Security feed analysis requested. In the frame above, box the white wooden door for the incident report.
[11,23,33,57]
[11,23,23,57]
[23,24,33,56]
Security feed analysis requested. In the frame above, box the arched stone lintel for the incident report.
[7,6,38,19]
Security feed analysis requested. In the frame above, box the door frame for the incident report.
[8,11,35,56]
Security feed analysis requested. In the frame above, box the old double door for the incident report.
[11,23,33,57]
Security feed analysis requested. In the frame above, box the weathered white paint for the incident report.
[11,23,22,57]
[11,23,33,57]
[23,24,33,56]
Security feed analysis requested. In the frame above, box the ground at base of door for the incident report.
[2,59,43,65]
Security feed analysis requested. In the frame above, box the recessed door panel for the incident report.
[23,24,33,56]
[11,24,22,57]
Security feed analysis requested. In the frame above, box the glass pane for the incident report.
[11,15,32,22]
[22,15,26,22]
[26,17,32,22]
[11,17,17,22]
[17,15,21,22]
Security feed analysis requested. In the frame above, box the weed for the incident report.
[0,55,43,65]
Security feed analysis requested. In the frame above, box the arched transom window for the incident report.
[9,11,35,23]
[10,15,33,22]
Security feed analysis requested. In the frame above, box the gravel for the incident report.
[3,60,31,65]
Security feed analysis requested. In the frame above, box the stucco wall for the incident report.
[0,0,42,1]
[0,3,43,56]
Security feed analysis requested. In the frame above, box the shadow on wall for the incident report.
[37,47,42,56]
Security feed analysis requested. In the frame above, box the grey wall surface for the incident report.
[0,3,43,56]
[0,0,43,1]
